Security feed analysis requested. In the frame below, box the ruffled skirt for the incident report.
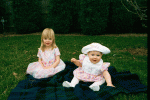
[73,67,105,82]
[26,60,65,79]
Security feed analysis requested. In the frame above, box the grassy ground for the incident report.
[0,34,147,100]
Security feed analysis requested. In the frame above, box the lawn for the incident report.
[0,34,147,100]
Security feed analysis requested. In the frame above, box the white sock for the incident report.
[90,86,100,91]
[63,76,79,88]
[63,81,73,87]
[89,79,105,91]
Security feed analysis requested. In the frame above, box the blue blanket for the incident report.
[8,61,147,100]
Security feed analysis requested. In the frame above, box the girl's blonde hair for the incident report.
[40,28,57,52]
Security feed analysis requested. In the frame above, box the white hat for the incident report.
[81,43,110,54]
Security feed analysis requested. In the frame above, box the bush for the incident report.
[13,0,42,34]
[107,0,145,33]
[0,0,5,17]
[69,0,81,33]
[12,0,146,34]
[48,0,73,34]
[79,0,110,35]
[0,0,5,33]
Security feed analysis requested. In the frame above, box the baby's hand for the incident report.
[71,58,77,63]
[107,83,115,87]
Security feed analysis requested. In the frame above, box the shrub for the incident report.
[13,0,42,34]
[0,0,5,33]
[107,0,145,33]
[48,0,73,34]
[0,0,5,17]
[79,0,110,35]
[69,0,81,33]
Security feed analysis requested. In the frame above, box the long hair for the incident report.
[40,28,57,52]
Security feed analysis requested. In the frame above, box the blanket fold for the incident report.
[8,61,147,100]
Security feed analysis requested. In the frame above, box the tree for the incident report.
[121,0,147,28]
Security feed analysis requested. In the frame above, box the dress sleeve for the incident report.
[54,47,60,56]
[79,54,86,64]
[37,49,42,58]
[101,62,110,72]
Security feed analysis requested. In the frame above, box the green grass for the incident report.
[0,34,147,100]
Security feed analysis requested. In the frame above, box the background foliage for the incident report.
[10,0,147,34]
[0,0,5,33]
[79,0,110,35]
[13,0,42,34]
[47,0,73,33]
[108,0,146,33]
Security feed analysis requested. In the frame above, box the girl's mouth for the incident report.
[46,43,50,45]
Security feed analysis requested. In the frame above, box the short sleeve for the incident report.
[54,47,60,56]
[37,49,42,58]
[79,54,86,64]
[101,62,110,72]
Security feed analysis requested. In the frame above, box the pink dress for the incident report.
[26,47,66,79]
[73,54,110,82]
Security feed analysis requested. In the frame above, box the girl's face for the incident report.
[87,51,103,64]
[43,37,53,47]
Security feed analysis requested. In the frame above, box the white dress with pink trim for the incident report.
[26,47,66,79]
[73,54,110,82]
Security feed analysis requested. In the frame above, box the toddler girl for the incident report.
[26,28,66,79]
[63,43,114,91]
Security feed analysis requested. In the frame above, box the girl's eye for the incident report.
[97,55,100,56]
[92,54,94,56]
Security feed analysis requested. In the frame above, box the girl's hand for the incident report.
[42,65,47,69]
[48,65,54,69]
[43,65,54,69]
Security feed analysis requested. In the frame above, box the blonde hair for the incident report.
[40,28,57,52]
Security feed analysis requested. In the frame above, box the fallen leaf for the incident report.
[13,72,18,78]
[25,51,28,54]
[13,72,17,76]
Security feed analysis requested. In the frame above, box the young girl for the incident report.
[26,28,66,79]
[63,43,114,91]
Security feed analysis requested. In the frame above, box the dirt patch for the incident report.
[0,32,147,37]
[127,48,148,56]
[117,47,147,56]
[0,32,42,37]
[101,33,147,37]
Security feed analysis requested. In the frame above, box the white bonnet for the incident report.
[81,43,110,54]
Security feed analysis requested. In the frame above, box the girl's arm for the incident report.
[103,70,115,87]
[71,58,82,67]
[38,58,44,68]
[45,55,60,69]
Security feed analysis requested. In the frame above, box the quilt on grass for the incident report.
[8,61,147,100]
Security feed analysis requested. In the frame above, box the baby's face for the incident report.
[87,51,103,64]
